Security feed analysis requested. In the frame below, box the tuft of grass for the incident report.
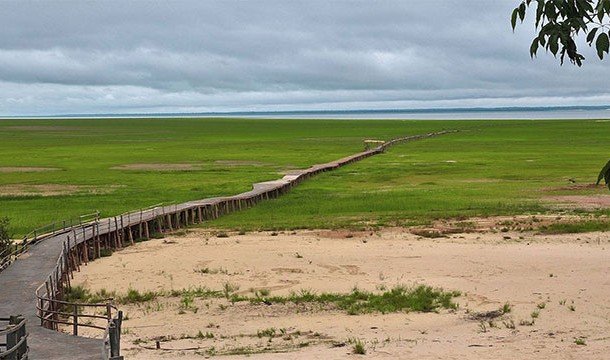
[351,339,366,355]
[537,302,546,309]
[256,328,276,338]
[99,248,113,257]
[530,310,539,319]
[196,330,214,339]
[222,282,240,299]
[118,288,158,304]
[574,338,586,346]
[501,302,512,314]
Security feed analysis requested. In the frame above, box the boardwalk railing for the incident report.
[0,316,28,360]
[0,212,100,273]
[12,131,457,359]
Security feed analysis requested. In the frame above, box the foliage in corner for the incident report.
[596,159,610,189]
[0,217,12,257]
[511,0,610,66]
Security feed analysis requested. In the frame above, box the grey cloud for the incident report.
[0,0,609,115]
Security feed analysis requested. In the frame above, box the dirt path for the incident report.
[70,228,610,359]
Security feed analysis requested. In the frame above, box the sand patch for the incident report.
[214,160,269,167]
[0,184,123,197]
[546,183,603,192]
[545,195,610,210]
[111,163,202,171]
[0,167,61,173]
[71,228,610,359]
[4,125,81,132]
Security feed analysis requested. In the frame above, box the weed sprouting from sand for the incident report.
[503,319,516,329]
[537,302,546,309]
[350,338,366,355]
[574,337,587,346]
[223,282,240,299]
[519,319,535,326]
[194,267,229,275]
[196,330,215,339]
[120,288,158,304]
[179,293,198,313]
[530,310,539,319]
[501,302,512,314]
[568,305,576,311]
[257,328,276,338]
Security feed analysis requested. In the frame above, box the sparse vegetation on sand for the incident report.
[65,284,460,315]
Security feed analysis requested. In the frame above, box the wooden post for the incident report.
[128,226,134,245]
[109,311,124,360]
[144,221,150,239]
[96,222,101,258]
[81,227,88,264]
[73,303,78,336]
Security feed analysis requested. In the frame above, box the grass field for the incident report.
[1,118,609,235]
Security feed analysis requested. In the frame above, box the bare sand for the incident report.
[70,228,610,359]
[0,184,123,197]
[0,166,61,173]
[111,163,203,171]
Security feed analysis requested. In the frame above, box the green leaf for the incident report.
[519,3,527,21]
[549,34,559,55]
[586,27,598,44]
[511,8,519,30]
[596,32,609,59]
[530,38,539,57]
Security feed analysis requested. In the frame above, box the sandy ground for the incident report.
[0,166,61,173]
[70,228,610,359]
[0,184,123,196]
[111,163,203,171]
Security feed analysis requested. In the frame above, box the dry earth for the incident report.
[111,163,204,171]
[0,184,123,197]
[69,225,610,359]
[0,166,61,173]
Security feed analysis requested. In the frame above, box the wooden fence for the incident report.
[16,131,456,359]
[0,212,100,273]
[0,316,28,360]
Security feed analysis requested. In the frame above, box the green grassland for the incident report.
[0,118,609,235]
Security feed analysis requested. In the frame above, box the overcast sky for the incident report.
[1,0,609,116]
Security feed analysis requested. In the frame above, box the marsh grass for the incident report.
[246,285,460,314]
[4,119,610,236]
[539,220,610,234]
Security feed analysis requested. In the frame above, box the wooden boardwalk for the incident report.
[0,131,455,359]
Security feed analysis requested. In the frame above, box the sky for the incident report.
[1,0,609,116]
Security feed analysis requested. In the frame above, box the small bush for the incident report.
[99,248,113,257]
[352,339,366,355]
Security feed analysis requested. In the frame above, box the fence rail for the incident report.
[0,316,28,360]
[0,212,100,273]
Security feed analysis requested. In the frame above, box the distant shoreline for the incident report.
[2,105,610,120]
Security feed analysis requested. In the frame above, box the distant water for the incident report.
[3,106,610,120]
[235,108,610,120]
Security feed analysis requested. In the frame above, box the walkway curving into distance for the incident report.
[0,130,456,359]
